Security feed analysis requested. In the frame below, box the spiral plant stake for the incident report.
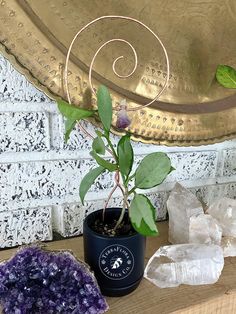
[64,15,169,108]
[57,15,173,236]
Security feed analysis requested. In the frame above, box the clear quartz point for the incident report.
[189,214,222,245]
[144,244,224,288]
[167,183,204,244]
[207,197,236,237]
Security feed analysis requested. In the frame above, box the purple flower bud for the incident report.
[116,99,131,129]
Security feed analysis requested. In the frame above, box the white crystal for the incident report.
[207,197,236,237]
[189,214,222,245]
[221,236,236,257]
[144,244,224,288]
[167,183,204,243]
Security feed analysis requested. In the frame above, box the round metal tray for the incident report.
[1,0,236,145]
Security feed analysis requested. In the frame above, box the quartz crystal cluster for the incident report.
[167,184,236,256]
[0,246,108,314]
[144,244,224,288]
[207,198,236,257]
[167,183,204,243]
[145,183,236,288]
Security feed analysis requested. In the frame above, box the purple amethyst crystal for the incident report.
[116,99,131,129]
[0,246,108,314]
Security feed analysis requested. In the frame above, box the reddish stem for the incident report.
[102,171,123,221]
[78,121,114,157]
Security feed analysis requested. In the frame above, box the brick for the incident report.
[0,55,51,102]
[189,183,236,208]
[167,151,217,181]
[146,191,169,220]
[222,149,236,177]
[53,203,86,237]
[0,112,50,153]
[0,159,115,210]
[0,206,52,248]
[62,120,94,151]
[220,182,236,199]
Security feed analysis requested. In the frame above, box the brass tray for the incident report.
[0,0,236,146]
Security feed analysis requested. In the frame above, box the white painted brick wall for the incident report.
[1,54,236,247]
[0,206,52,248]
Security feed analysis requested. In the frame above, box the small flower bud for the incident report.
[116,99,131,129]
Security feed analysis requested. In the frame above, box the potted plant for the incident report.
[57,85,174,296]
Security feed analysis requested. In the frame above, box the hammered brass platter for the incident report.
[0,0,236,146]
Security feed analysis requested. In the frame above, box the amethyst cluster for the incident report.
[0,246,108,314]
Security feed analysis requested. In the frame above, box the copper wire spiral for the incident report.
[64,15,170,111]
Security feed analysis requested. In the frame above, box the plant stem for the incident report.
[102,183,118,221]
[78,121,116,157]
[128,187,136,195]
[102,170,120,221]
[114,187,128,231]
[105,134,119,163]
[121,173,127,188]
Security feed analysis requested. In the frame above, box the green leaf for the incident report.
[92,136,105,155]
[135,152,172,189]
[117,134,133,179]
[216,65,236,89]
[130,194,158,236]
[97,85,113,132]
[65,118,76,142]
[57,99,95,120]
[90,151,117,172]
[57,99,95,141]
[79,166,105,204]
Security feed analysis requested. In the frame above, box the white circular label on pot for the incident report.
[99,244,134,280]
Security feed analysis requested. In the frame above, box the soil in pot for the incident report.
[91,211,136,237]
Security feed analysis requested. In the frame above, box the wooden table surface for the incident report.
[1,221,236,314]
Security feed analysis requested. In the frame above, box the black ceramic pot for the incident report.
[83,208,146,297]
